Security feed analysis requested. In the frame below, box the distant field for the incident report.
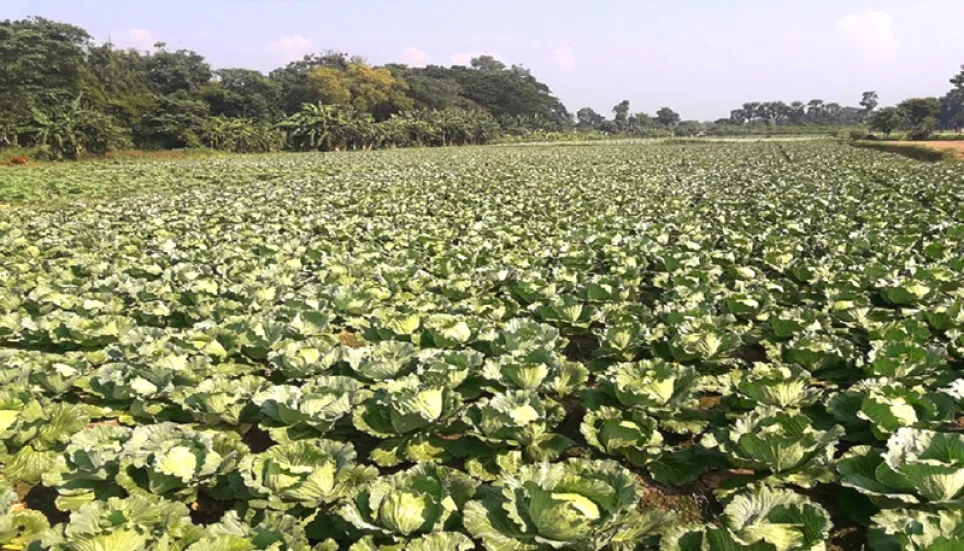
[1,142,964,550]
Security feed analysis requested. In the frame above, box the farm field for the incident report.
[0,141,963,550]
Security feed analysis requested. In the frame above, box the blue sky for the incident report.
[4,0,963,120]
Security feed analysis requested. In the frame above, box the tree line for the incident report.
[3,16,964,160]
[0,17,565,159]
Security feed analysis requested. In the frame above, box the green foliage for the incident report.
[280,103,501,151]
[136,91,211,149]
[22,94,129,160]
[868,509,964,550]
[868,119,899,139]
[663,486,833,551]
[0,16,94,139]
[338,464,478,547]
[201,116,283,153]
[464,459,675,550]
[839,429,964,507]
[0,139,963,550]
[240,439,377,510]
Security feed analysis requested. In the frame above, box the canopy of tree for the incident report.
[0,16,571,157]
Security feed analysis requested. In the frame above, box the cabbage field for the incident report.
[1,141,963,550]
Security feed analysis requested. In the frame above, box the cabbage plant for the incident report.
[344,340,418,382]
[862,340,947,382]
[353,375,465,466]
[114,423,242,503]
[0,478,50,549]
[482,347,588,397]
[589,360,705,434]
[240,439,377,511]
[666,316,741,364]
[422,314,482,348]
[417,348,485,392]
[464,458,674,551]
[338,464,478,548]
[535,296,595,330]
[350,531,475,551]
[188,509,327,551]
[0,398,89,455]
[50,495,202,551]
[702,406,843,488]
[463,390,572,462]
[868,509,964,550]
[580,407,663,467]
[44,424,133,511]
[179,374,268,427]
[828,378,958,442]
[269,335,343,380]
[662,486,832,551]
[734,364,821,410]
[488,318,561,356]
[839,429,964,507]
[254,376,370,441]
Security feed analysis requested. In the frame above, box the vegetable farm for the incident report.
[1,141,963,550]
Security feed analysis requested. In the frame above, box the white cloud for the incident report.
[267,35,314,60]
[553,46,575,71]
[110,28,154,50]
[837,11,898,61]
[399,47,430,67]
[449,51,500,66]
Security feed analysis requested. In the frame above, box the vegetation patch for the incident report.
[1,140,963,549]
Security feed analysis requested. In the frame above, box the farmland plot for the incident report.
[1,141,963,550]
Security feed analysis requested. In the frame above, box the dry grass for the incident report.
[338,328,366,348]
[904,141,964,159]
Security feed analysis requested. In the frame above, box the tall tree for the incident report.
[898,97,940,139]
[142,43,212,95]
[612,100,630,130]
[385,64,477,111]
[414,65,570,128]
[306,63,413,120]
[951,64,964,89]
[788,101,807,125]
[940,65,964,131]
[136,90,211,149]
[270,51,358,114]
[729,109,747,125]
[656,107,680,126]
[469,55,506,71]
[202,68,281,121]
[0,17,97,141]
[576,107,605,128]
[86,44,155,133]
[806,99,825,123]
[860,91,879,114]
[869,107,903,137]
[742,102,761,124]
